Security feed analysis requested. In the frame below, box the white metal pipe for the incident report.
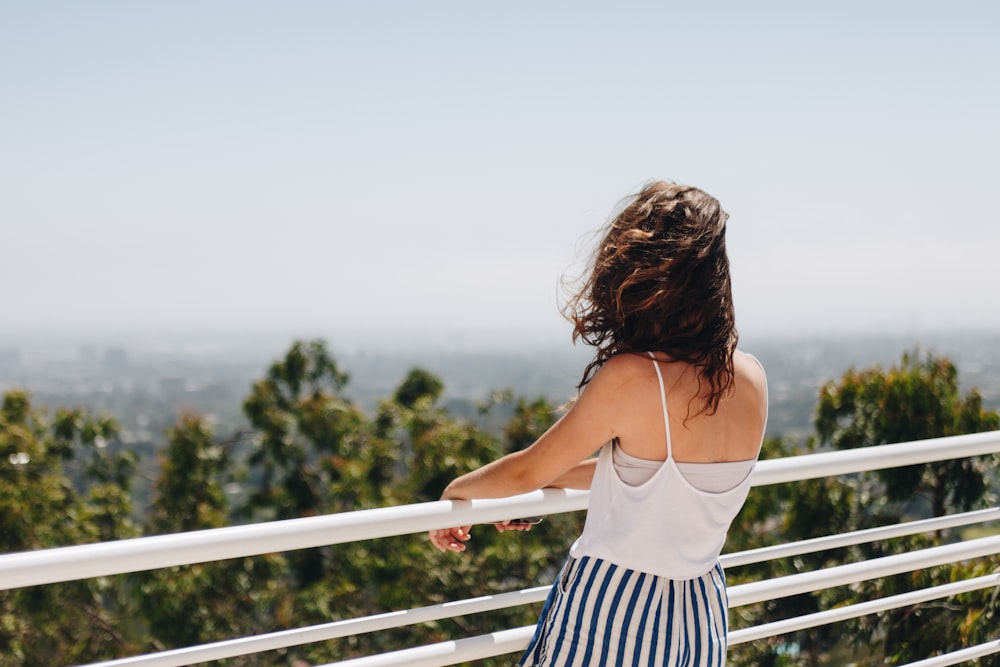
[0,488,588,590]
[311,585,1000,667]
[750,430,1000,487]
[312,626,536,667]
[78,513,1000,667]
[900,639,1000,666]
[728,573,1000,645]
[80,587,551,667]
[276,570,1000,667]
[312,632,1000,667]
[727,534,1000,607]
[8,431,1000,667]
[80,539,1000,667]
[721,507,1000,568]
[2,431,998,592]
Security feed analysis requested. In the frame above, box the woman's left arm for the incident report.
[429,358,630,552]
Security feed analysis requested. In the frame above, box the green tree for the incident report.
[731,350,1000,666]
[393,367,444,409]
[241,339,366,586]
[501,393,562,453]
[264,357,580,666]
[816,349,998,522]
[336,375,578,667]
[0,391,138,666]
[137,413,285,661]
[54,406,137,544]
[815,352,1000,665]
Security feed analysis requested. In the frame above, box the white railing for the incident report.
[2,431,1000,666]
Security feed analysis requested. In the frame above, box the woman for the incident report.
[429,180,768,666]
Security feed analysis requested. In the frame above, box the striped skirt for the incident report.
[519,556,729,667]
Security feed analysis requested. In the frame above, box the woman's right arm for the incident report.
[546,457,598,489]
[429,357,632,552]
[439,355,648,501]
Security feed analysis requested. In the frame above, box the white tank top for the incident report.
[569,353,766,580]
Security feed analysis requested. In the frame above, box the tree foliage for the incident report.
[0,391,137,666]
[817,349,998,519]
[1,343,997,666]
[729,349,1000,666]
[138,413,285,661]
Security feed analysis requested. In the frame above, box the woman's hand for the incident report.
[494,518,540,533]
[429,525,472,553]
[428,519,535,553]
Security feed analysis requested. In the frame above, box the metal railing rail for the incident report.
[312,633,1000,667]
[4,431,999,591]
[316,628,534,667]
[1,430,996,666]
[80,511,1000,667]
[904,639,1000,667]
[748,430,1000,486]
[720,506,1000,568]
[266,537,1000,667]
[316,633,1000,667]
[726,534,1000,607]
[84,587,552,667]
[0,490,589,590]
[728,573,1000,645]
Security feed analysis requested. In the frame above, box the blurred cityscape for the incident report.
[2,330,998,449]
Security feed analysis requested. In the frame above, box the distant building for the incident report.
[102,347,129,373]
[79,345,99,366]
[159,377,186,395]
[0,349,21,373]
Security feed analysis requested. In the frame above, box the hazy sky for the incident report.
[2,1,998,350]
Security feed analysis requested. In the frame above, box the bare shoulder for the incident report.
[586,353,651,387]
[732,350,768,416]
[574,353,654,411]
[733,350,766,385]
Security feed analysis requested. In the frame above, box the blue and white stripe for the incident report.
[520,556,728,666]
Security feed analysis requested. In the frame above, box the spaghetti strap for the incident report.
[646,351,673,460]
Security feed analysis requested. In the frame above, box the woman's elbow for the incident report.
[504,456,549,495]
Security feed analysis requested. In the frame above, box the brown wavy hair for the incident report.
[564,180,737,416]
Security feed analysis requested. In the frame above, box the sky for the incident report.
[2,1,998,352]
